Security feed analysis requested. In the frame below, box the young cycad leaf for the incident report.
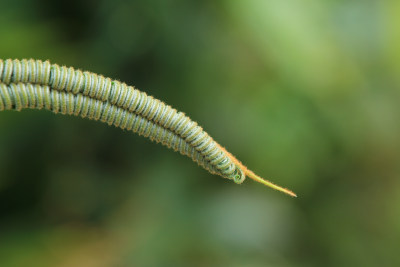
[0,59,296,197]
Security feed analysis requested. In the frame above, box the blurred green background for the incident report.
[0,0,399,266]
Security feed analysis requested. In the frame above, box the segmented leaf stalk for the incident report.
[0,59,296,197]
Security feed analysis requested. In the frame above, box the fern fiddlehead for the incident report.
[0,59,296,197]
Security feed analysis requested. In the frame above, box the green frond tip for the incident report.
[0,58,296,197]
[232,168,245,184]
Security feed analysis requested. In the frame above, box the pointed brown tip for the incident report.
[245,170,297,198]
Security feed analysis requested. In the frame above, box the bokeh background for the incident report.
[0,0,399,266]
